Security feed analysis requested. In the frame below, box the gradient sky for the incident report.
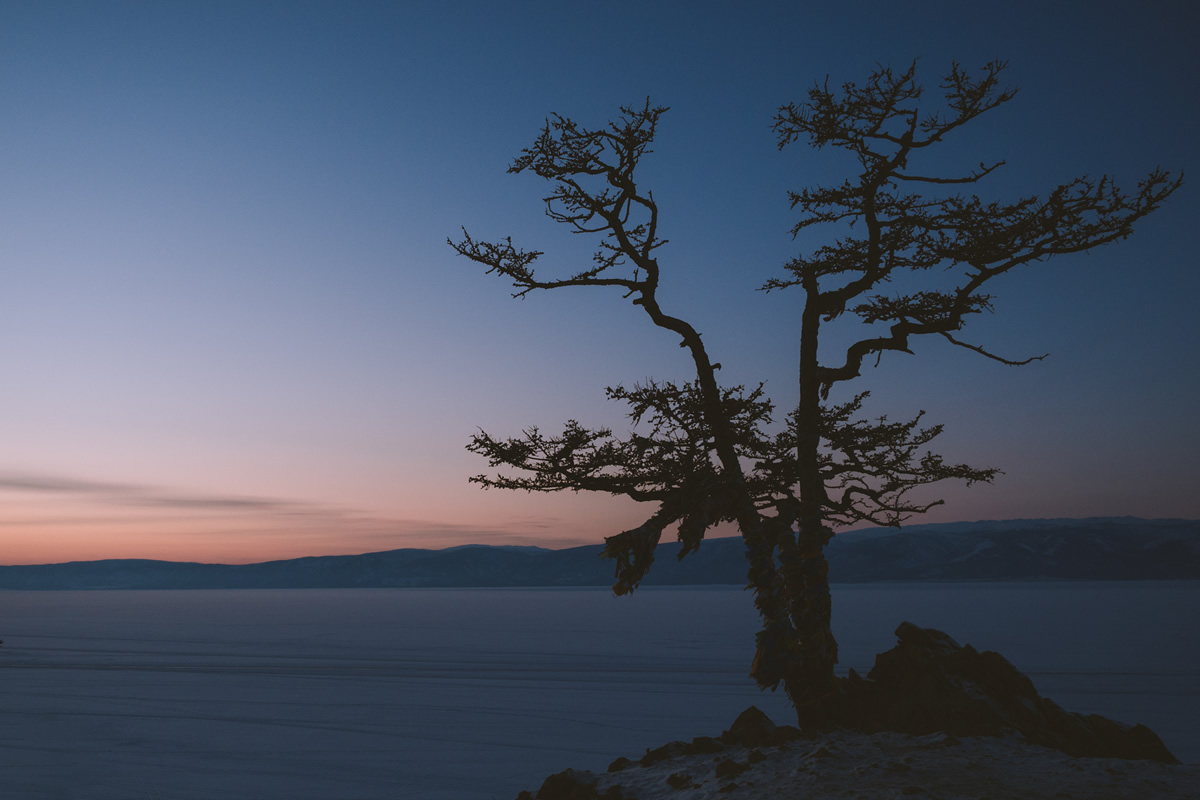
[2,1,1197,565]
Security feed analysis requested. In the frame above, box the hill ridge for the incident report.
[2,517,1196,590]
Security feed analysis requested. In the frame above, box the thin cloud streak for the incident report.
[0,469,346,516]
[0,468,584,561]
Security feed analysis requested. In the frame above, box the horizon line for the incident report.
[3,515,1194,568]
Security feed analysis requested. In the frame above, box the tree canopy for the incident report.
[451,61,1180,721]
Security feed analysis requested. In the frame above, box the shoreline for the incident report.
[519,715,1200,800]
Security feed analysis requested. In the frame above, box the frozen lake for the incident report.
[1,582,1197,799]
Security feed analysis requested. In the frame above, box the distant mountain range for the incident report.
[1,517,1197,590]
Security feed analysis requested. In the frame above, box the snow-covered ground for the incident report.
[0,582,1196,799]
[586,729,1200,799]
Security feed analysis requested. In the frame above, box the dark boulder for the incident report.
[639,740,689,767]
[830,621,1177,763]
[720,705,777,748]
[718,704,809,748]
[522,768,631,800]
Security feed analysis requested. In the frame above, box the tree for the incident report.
[450,61,1180,726]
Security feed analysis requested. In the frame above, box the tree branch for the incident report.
[941,332,1048,365]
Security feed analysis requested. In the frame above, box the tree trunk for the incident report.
[781,279,839,725]
[698,274,840,728]
[779,511,838,726]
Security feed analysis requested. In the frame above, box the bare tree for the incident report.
[451,61,1180,725]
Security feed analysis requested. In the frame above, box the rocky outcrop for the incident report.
[515,768,626,800]
[830,622,1178,763]
[514,624,1180,798]
[517,722,1199,800]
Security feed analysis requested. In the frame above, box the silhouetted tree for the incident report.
[450,61,1180,725]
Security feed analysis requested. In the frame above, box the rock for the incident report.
[516,706,1200,800]
[665,771,694,789]
[531,768,602,800]
[721,705,777,747]
[527,773,628,800]
[714,758,750,779]
[523,624,1179,798]
[640,740,688,767]
[684,735,725,755]
[607,756,635,773]
[768,724,808,746]
[835,621,1179,763]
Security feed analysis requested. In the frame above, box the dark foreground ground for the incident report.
[525,724,1200,800]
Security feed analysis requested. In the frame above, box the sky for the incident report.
[1,0,1196,565]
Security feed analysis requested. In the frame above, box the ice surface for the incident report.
[0,582,1195,799]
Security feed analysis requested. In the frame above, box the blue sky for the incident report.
[1,0,1196,563]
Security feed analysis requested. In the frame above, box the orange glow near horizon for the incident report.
[0,474,653,565]
[0,517,605,566]
[0,505,615,565]
[3,463,1194,566]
